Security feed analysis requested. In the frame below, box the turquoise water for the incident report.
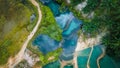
[43,60,60,68]
[46,1,60,16]
[89,46,103,68]
[33,0,82,60]
[100,55,117,68]
[42,45,118,68]
[64,65,73,68]
[77,56,88,68]
[33,0,120,68]
[77,45,117,68]
[62,17,82,38]
[33,35,60,54]
[77,47,91,56]
[55,12,73,29]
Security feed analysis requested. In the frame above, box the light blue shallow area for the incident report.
[34,0,120,68]
[62,18,82,38]
[55,12,73,29]
[32,35,60,54]
[35,0,82,60]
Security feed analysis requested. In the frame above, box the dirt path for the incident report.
[97,47,105,68]
[8,0,42,68]
[87,46,93,68]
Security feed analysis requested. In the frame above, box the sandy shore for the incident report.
[60,33,105,68]
[75,33,105,52]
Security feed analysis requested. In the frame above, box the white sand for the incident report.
[75,33,105,52]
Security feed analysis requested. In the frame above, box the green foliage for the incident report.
[22,0,39,31]
[64,0,120,58]
[102,21,120,59]
[27,2,63,66]
[0,0,37,65]
[34,2,62,41]
[55,0,63,4]
[83,0,120,58]
[28,44,62,66]
[39,48,62,66]
[70,0,85,6]
[82,0,100,13]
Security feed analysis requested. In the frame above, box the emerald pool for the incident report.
[32,0,120,68]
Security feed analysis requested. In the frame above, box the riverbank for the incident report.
[75,32,105,52]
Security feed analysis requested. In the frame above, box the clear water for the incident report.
[55,12,73,29]
[43,60,60,68]
[62,17,82,38]
[33,0,119,68]
[33,0,82,60]
[100,55,117,68]
[77,45,117,68]
[64,65,73,68]
[89,46,103,68]
[46,1,60,16]
[77,56,88,68]
[33,35,60,54]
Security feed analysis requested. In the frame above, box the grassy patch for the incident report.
[27,1,63,66]
[0,0,38,65]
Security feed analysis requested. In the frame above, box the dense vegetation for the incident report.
[27,1,62,66]
[0,0,38,65]
[56,0,120,59]
[36,2,62,41]
[82,0,120,59]
[28,45,62,66]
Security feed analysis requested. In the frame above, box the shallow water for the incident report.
[64,65,73,68]
[77,45,117,68]
[33,0,82,59]
[33,0,119,68]
[43,60,60,68]
[33,35,60,54]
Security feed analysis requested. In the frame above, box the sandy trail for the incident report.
[97,47,105,68]
[74,33,105,68]
[7,0,42,68]
[87,46,93,68]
